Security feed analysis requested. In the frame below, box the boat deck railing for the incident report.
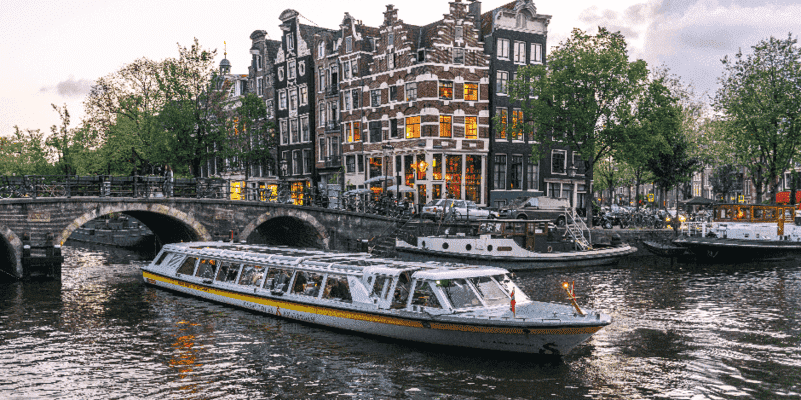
[681,221,715,237]
[564,208,592,250]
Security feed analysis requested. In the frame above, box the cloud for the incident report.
[572,0,801,99]
[39,75,93,98]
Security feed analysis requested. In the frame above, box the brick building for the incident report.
[338,1,491,207]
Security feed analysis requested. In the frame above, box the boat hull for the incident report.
[395,239,637,270]
[673,236,801,261]
[143,270,605,355]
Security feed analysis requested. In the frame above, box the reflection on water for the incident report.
[0,246,800,399]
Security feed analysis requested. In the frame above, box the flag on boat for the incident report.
[510,288,516,316]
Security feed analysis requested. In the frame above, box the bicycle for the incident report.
[35,178,66,197]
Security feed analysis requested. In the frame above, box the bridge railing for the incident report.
[0,175,422,219]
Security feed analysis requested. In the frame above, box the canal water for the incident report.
[1,243,799,399]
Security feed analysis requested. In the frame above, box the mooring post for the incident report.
[22,233,31,280]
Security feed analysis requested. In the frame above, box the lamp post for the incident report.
[279,158,288,203]
[382,144,394,197]
[568,165,578,209]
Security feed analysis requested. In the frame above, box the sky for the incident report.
[2,0,800,138]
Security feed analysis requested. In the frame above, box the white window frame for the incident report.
[496,71,508,95]
[530,43,542,64]
[455,26,464,42]
[551,149,567,175]
[288,60,296,80]
[299,85,308,106]
[280,120,288,145]
[298,61,305,76]
[496,38,510,59]
[279,89,287,110]
[513,41,526,64]
[345,37,352,53]
[278,67,285,81]
[318,42,325,59]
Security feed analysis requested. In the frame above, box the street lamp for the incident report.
[382,144,394,196]
[279,158,288,202]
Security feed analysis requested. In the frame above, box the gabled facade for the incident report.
[339,0,491,206]
[274,9,326,204]
[313,27,343,190]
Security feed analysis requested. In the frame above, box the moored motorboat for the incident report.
[141,242,612,355]
[673,203,801,261]
[70,215,154,248]
[396,218,637,270]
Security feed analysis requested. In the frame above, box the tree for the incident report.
[153,39,227,176]
[229,93,276,179]
[714,34,801,203]
[508,27,649,225]
[0,127,52,175]
[710,164,741,201]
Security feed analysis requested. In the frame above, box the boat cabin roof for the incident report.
[161,242,508,278]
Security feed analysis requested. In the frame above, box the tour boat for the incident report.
[673,203,801,260]
[141,242,612,355]
[395,219,637,270]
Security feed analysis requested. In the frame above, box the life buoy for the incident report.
[547,246,553,253]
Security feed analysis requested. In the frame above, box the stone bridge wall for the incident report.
[0,198,396,278]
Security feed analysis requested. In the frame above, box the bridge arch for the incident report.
[58,203,213,246]
[241,208,329,249]
[0,226,23,279]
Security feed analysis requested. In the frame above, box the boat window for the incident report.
[411,280,442,309]
[754,208,763,220]
[764,208,775,220]
[439,279,482,308]
[494,274,530,302]
[264,268,292,292]
[468,276,509,307]
[215,262,241,283]
[292,271,325,297]
[371,276,391,299]
[154,252,170,266]
[177,257,198,275]
[195,259,218,279]
[785,208,793,221]
[322,274,352,302]
[392,272,412,308]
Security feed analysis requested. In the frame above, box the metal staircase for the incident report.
[563,208,592,250]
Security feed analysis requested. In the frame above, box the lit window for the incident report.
[512,109,523,140]
[439,81,453,100]
[496,108,507,139]
[405,116,420,138]
[464,83,478,101]
[439,116,452,138]
[465,117,477,139]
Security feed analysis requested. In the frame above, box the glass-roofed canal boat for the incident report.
[141,242,612,355]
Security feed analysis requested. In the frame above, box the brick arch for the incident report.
[241,208,329,249]
[57,203,212,246]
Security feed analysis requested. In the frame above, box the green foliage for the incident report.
[507,27,649,220]
[714,33,801,203]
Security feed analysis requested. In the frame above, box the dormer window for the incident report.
[345,37,352,53]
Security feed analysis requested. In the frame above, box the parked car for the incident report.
[421,199,498,221]
[497,196,572,227]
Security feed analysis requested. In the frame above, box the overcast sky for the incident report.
[1,0,799,137]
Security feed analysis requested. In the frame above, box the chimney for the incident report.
[469,1,482,31]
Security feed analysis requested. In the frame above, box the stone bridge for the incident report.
[0,197,397,279]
